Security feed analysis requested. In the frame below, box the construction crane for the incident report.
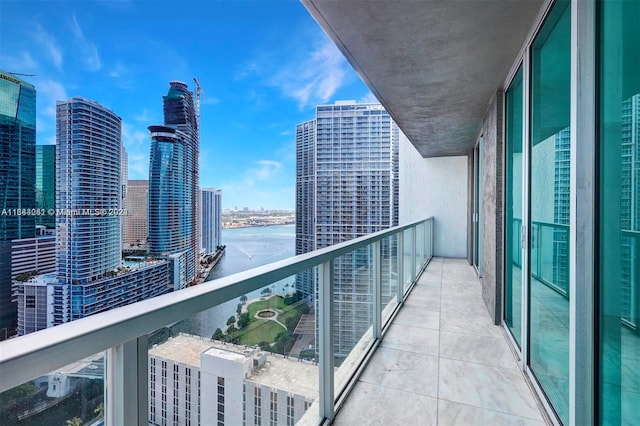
[6,72,36,77]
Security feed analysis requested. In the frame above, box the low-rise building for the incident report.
[148,334,317,426]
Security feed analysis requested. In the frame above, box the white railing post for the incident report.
[105,335,148,426]
[411,227,416,281]
[429,219,434,260]
[418,224,425,269]
[373,241,382,340]
[397,231,404,303]
[318,260,334,421]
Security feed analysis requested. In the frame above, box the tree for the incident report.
[212,328,224,340]
[94,402,104,417]
[66,417,83,426]
[240,295,248,304]
[0,382,37,413]
[285,316,298,331]
[227,316,236,326]
[236,303,242,316]
[14,270,39,282]
[237,312,251,329]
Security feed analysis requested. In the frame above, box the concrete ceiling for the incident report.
[302,0,545,157]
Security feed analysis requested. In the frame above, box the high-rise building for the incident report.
[0,70,36,338]
[200,188,222,256]
[295,101,399,356]
[11,235,56,335]
[121,146,128,245]
[35,145,55,228]
[124,180,149,248]
[148,82,199,289]
[295,120,316,296]
[11,98,171,333]
[56,98,123,282]
[148,334,316,426]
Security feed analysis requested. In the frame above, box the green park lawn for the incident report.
[235,296,307,346]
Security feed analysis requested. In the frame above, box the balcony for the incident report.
[332,258,546,425]
[0,218,549,425]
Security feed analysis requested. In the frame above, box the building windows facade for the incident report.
[295,101,399,357]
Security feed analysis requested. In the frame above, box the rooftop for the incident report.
[248,353,318,400]
[148,333,319,399]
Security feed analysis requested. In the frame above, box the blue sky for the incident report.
[0,0,375,210]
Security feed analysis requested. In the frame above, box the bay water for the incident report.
[179,225,295,339]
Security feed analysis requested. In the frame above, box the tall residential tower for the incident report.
[200,188,222,256]
[56,98,122,281]
[295,101,399,356]
[148,82,199,289]
[12,98,170,334]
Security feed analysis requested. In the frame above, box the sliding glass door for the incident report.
[528,2,571,423]
[599,1,640,423]
[505,67,523,348]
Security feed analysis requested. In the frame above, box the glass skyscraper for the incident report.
[200,188,222,256]
[11,97,172,331]
[148,82,199,288]
[0,70,36,337]
[35,145,55,228]
[56,98,122,283]
[295,101,399,357]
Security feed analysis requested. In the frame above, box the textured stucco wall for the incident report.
[479,91,504,325]
[399,132,468,258]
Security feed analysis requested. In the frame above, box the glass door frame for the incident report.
[502,59,529,366]
[500,1,597,425]
[473,139,483,277]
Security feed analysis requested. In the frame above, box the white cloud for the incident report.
[132,109,153,123]
[34,25,63,70]
[271,37,348,109]
[253,160,282,180]
[71,15,102,71]
[359,91,378,104]
[127,153,148,178]
[109,62,127,78]
[243,160,282,187]
[122,122,148,147]
[238,34,350,110]
[35,79,67,137]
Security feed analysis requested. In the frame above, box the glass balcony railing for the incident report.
[0,217,433,425]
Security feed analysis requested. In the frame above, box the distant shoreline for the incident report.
[223,223,295,230]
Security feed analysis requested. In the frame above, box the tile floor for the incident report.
[333,257,548,426]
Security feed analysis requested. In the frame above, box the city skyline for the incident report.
[0,0,376,210]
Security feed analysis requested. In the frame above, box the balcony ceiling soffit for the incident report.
[303,0,544,157]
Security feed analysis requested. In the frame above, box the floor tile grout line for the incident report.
[437,397,547,423]
[437,352,520,371]
[356,377,439,400]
